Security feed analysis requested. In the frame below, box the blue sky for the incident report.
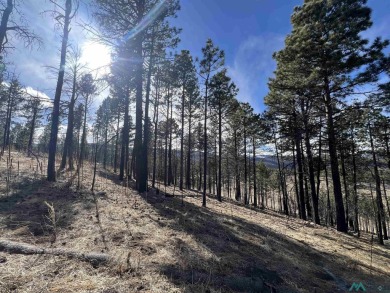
[5,0,390,115]
[171,0,390,113]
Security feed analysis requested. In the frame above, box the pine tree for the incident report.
[173,50,198,190]
[268,0,388,232]
[47,0,76,181]
[198,39,225,207]
[209,69,238,201]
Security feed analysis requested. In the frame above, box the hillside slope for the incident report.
[0,153,389,293]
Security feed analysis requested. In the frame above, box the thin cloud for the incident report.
[227,34,284,113]
[24,86,53,108]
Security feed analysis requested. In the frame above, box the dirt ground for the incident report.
[0,152,389,293]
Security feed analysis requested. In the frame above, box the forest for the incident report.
[0,0,390,292]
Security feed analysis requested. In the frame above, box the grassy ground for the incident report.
[0,152,389,293]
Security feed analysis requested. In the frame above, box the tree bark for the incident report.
[351,129,359,236]
[180,84,185,190]
[294,122,306,220]
[234,129,241,201]
[244,126,248,205]
[2,84,13,153]
[340,149,350,229]
[324,78,347,232]
[113,112,120,173]
[203,77,209,207]
[27,107,37,157]
[0,239,111,265]
[252,136,257,207]
[168,97,173,186]
[302,100,320,224]
[186,98,192,190]
[164,90,170,186]
[0,0,13,55]
[368,122,387,243]
[133,3,145,192]
[275,134,288,214]
[217,101,222,201]
[293,143,301,218]
[60,74,77,170]
[152,78,160,188]
[119,90,130,181]
[47,0,72,182]
[77,95,88,189]
[140,28,156,192]
[324,154,333,226]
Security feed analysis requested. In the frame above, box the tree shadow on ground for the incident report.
[98,169,137,190]
[137,188,389,293]
[0,173,95,241]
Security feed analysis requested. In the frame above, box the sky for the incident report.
[171,0,390,113]
[4,0,390,116]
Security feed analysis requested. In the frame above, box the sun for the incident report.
[81,41,111,74]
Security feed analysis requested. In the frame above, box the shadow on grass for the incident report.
[137,187,390,293]
[0,173,95,239]
[98,169,137,190]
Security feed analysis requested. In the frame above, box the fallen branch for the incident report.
[0,239,111,266]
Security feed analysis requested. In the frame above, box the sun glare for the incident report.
[81,41,111,74]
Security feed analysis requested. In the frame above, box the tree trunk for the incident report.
[2,85,13,154]
[382,179,390,239]
[340,149,350,229]
[351,130,360,236]
[27,108,37,157]
[203,77,209,207]
[60,75,77,170]
[0,0,13,55]
[316,123,322,206]
[234,129,241,201]
[275,134,288,215]
[0,239,111,266]
[119,90,130,181]
[133,4,145,192]
[199,145,202,191]
[114,112,120,173]
[103,125,108,169]
[244,127,248,205]
[324,78,347,232]
[294,124,306,220]
[214,133,217,196]
[293,143,301,218]
[168,97,173,186]
[368,122,387,243]
[140,28,156,192]
[91,131,99,192]
[77,96,88,189]
[324,154,333,226]
[179,84,185,190]
[164,90,170,186]
[301,140,312,219]
[302,100,320,224]
[252,136,257,207]
[152,79,160,188]
[186,101,192,190]
[384,128,390,170]
[217,102,222,201]
[47,0,72,182]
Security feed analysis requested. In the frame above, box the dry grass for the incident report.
[0,152,389,293]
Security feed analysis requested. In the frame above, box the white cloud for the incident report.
[227,34,284,113]
[5,2,110,106]
[24,86,53,108]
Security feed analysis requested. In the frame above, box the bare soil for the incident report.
[0,152,389,293]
